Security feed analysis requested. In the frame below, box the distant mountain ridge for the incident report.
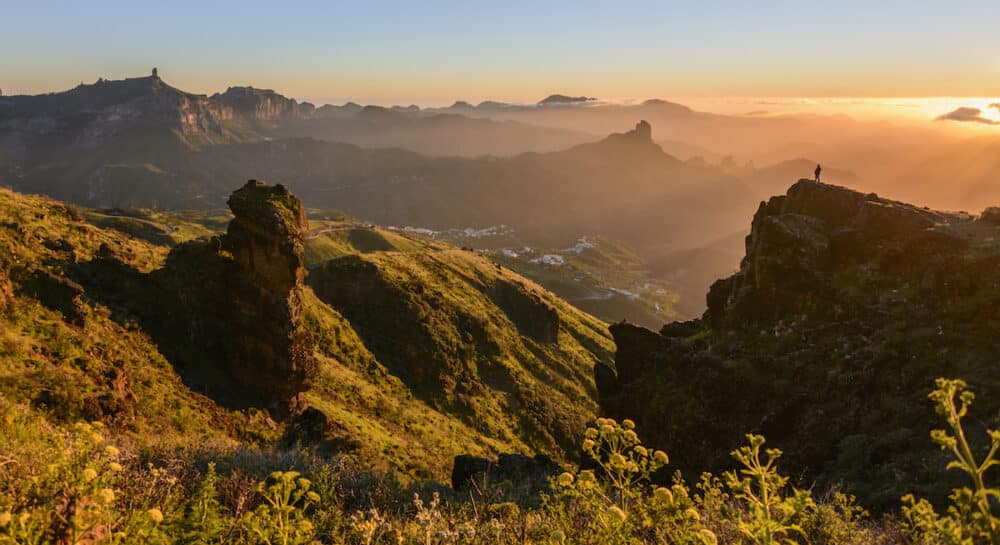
[0,71,873,319]
[0,71,316,148]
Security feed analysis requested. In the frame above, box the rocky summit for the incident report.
[598,179,1000,509]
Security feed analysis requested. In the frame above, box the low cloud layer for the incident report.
[937,106,999,125]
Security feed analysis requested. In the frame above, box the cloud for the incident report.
[936,106,999,125]
[990,103,1000,112]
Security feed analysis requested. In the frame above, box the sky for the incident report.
[2,0,999,110]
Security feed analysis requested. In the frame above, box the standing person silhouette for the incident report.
[814,163,822,183]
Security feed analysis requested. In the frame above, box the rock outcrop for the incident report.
[599,180,1000,509]
[221,181,315,406]
[162,180,316,412]
[14,268,88,325]
[706,180,955,326]
[633,119,652,140]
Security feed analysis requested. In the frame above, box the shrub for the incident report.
[721,435,813,545]
[902,378,1000,545]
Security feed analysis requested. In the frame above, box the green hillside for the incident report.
[0,184,613,481]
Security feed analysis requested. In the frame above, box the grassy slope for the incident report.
[0,189,256,449]
[301,221,614,474]
[0,188,614,480]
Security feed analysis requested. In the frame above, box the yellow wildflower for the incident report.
[653,487,674,504]
[147,508,164,524]
[606,505,627,523]
[98,488,116,504]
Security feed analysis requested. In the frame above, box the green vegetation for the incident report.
[4,378,998,544]
[307,248,614,462]
[0,186,613,484]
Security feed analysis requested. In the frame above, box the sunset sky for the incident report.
[3,0,998,112]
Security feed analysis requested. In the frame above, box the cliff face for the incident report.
[0,76,235,149]
[706,179,960,326]
[599,180,1000,509]
[212,86,309,120]
[0,75,312,157]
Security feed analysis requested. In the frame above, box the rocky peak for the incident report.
[706,179,956,326]
[632,120,652,141]
[589,121,662,154]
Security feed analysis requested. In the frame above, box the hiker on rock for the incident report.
[814,164,822,183]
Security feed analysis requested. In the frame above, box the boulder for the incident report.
[452,453,562,494]
[285,405,330,444]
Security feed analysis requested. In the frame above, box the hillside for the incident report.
[598,179,1000,509]
[0,182,613,480]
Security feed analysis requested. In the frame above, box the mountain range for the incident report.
[6,72,996,326]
